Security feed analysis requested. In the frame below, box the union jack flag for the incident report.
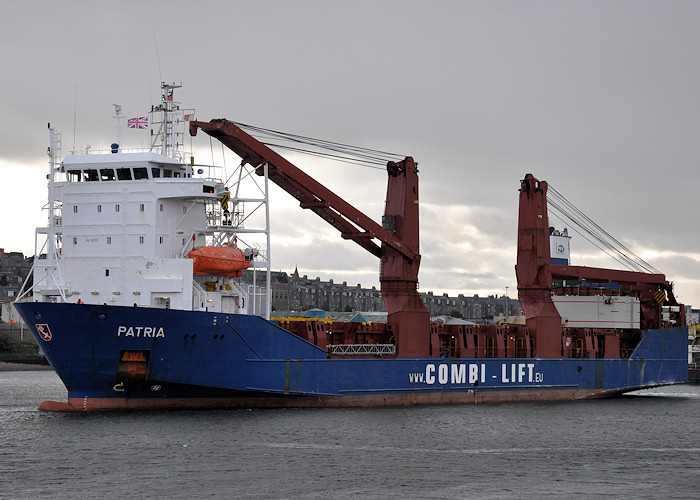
[128,116,148,129]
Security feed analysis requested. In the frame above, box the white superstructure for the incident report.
[21,83,271,317]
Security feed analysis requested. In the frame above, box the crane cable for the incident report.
[547,185,661,275]
[233,122,405,170]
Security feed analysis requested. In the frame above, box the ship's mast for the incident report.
[112,103,123,152]
[150,82,182,159]
[46,125,61,267]
[18,125,68,302]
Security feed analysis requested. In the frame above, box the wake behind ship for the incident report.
[14,83,688,410]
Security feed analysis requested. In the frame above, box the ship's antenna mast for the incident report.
[112,104,123,152]
[151,82,182,158]
[147,82,193,166]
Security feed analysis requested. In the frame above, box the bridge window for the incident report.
[151,167,161,178]
[134,167,148,180]
[84,169,98,181]
[100,169,115,181]
[116,168,132,180]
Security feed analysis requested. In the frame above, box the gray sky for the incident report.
[2,1,699,307]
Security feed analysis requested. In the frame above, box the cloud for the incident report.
[2,1,699,308]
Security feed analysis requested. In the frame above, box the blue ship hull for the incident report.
[15,302,689,410]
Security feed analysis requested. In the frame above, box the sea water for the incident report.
[0,370,697,499]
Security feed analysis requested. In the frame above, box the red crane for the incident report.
[516,173,684,357]
[189,119,431,357]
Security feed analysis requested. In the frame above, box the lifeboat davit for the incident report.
[188,243,252,277]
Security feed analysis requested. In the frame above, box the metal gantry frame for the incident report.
[214,159,272,319]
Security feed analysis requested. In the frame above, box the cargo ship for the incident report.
[14,83,688,410]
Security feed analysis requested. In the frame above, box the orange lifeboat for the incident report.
[188,243,252,277]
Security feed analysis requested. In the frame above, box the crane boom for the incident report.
[189,119,430,357]
[189,119,416,261]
